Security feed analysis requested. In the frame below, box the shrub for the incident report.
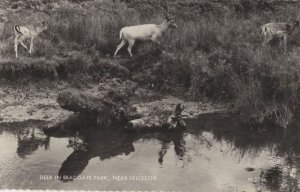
[0,57,58,80]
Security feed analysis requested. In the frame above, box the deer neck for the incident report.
[158,21,169,33]
[290,23,298,33]
[34,27,45,36]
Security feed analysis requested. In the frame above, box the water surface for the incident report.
[0,113,299,191]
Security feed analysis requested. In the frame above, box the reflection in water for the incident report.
[1,113,300,190]
[17,127,50,158]
[255,164,299,191]
[56,128,135,182]
[49,125,187,182]
[187,114,300,191]
[0,121,50,158]
[157,130,185,164]
[254,129,300,192]
[261,166,283,191]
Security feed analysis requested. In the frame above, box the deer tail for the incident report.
[260,25,266,37]
[14,26,22,35]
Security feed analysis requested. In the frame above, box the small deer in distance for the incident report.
[14,21,48,58]
[113,4,177,58]
[260,16,300,52]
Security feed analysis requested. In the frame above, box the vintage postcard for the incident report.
[0,0,300,191]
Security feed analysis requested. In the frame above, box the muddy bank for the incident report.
[0,79,226,124]
[130,96,225,119]
[0,81,72,123]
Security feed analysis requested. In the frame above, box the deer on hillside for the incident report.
[260,16,300,52]
[113,5,177,58]
[14,21,48,58]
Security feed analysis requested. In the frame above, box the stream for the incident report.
[0,113,299,191]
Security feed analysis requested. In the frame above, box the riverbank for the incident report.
[0,81,71,123]
[0,80,226,124]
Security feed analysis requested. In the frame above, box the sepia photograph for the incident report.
[0,0,300,191]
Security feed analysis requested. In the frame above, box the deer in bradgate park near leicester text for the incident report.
[113,6,177,58]
[260,16,300,52]
[14,21,48,58]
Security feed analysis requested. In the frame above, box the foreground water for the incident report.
[0,113,299,191]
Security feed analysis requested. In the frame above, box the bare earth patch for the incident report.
[0,82,72,123]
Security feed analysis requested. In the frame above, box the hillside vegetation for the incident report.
[1,0,300,128]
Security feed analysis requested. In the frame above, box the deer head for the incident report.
[161,3,177,28]
[288,16,300,28]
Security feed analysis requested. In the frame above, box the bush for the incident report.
[0,57,58,80]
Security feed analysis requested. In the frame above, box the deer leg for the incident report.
[113,40,126,57]
[19,37,28,51]
[283,36,287,53]
[127,39,135,58]
[151,37,161,45]
[29,37,34,54]
[31,127,35,138]
[158,142,170,164]
[263,36,273,47]
[14,36,19,58]
[20,41,28,52]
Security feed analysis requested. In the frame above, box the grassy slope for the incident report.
[1,0,300,128]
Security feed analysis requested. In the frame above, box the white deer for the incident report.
[260,17,299,52]
[113,7,177,58]
[14,21,48,58]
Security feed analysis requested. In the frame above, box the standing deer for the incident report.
[260,17,300,52]
[14,21,48,58]
[113,6,177,58]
